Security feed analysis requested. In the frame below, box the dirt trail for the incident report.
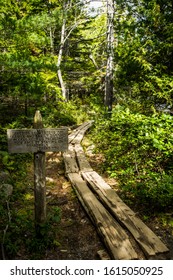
[44,152,105,260]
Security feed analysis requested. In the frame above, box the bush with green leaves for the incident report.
[40,98,90,127]
[94,105,173,210]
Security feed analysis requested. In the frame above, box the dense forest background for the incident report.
[1,0,173,259]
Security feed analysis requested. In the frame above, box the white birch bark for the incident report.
[57,0,87,101]
[57,16,67,100]
[104,0,115,112]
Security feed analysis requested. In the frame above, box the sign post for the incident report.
[7,110,68,235]
[33,111,46,234]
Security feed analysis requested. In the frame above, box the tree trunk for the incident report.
[56,0,88,101]
[57,16,68,101]
[104,0,115,113]
[57,0,73,101]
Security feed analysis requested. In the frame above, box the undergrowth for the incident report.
[93,105,173,212]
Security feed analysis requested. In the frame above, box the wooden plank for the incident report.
[68,172,138,260]
[74,144,93,172]
[64,120,94,173]
[97,249,111,260]
[65,124,139,259]
[68,122,90,143]
[63,145,79,174]
[69,121,94,144]
[81,171,169,258]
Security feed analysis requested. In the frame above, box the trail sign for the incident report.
[7,128,68,153]
[7,111,68,236]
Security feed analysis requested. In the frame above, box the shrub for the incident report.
[93,105,173,210]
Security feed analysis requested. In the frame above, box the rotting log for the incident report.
[81,171,169,259]
[68,172,138,260]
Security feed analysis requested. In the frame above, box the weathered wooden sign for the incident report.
[7,110,68,236]
[7,128,68,153]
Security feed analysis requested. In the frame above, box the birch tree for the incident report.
[57,0,87,101]
[57,1,69,101]
[104,0,115,112]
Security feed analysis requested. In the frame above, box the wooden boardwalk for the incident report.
[63,122,170,260]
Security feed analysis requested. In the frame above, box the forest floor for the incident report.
[11,140,173,260]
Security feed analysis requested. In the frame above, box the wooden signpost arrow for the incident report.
[7,110,68,235]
